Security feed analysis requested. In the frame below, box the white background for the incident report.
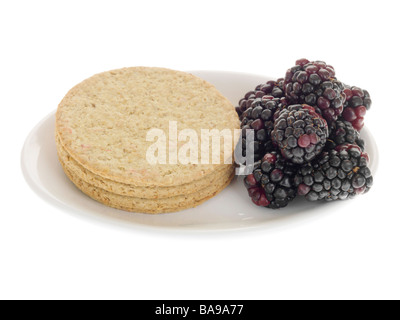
[1,0,399,300]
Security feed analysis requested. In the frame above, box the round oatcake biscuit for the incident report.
[56,132,233,199]
[56,67,240,187]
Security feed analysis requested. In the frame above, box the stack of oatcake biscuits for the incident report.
[55,67,239,213]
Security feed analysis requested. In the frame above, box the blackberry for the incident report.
[243,173,270,207]
[326,120,365,151]
[294,144,373,201]
[341,85,372,131]
[284,59,346,124]
[271,104,329,164]
[236,78,285,117]
[240,94,287,162]
[244,152,298,209]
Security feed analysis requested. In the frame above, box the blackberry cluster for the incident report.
[244,152,297,209]
[341,85,372,131]
[294,145,373,201]
[284,59,346,124]
[271,104,329,164]
[239,59,374,210]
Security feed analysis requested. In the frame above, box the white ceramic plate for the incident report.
[21,71,378,232]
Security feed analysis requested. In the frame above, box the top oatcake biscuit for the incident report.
[56,67,240,187]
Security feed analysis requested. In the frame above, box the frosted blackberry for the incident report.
[236,78,285,118]
[271,104,329,164]
[244,152,298,209]
[326,120,365,151]
[294,144,373,201]
[243,172,270,207]
[341,85,372,131]
[284,59,346,124]
[240,95,286,162]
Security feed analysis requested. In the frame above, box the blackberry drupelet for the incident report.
[271,104,329,164]
[244,152,298,209]
[341,85,372,131]
[326,120,365,151]
[284,59,346,124]
[294,144,373,201]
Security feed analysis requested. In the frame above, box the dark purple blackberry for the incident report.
[284,59,346,124]
[243,172,270,207]
[294,144,373,201]
[236,78,285,117]
[271,104,329,165]
[326,120,365,151]
[244,152,298,209]
[240,95,287,162]
[341,85,371,131]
